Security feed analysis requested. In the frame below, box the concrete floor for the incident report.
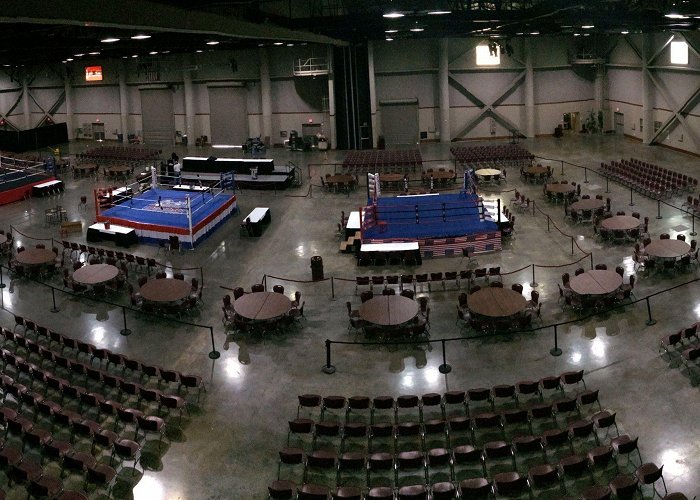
[1,134,699,498]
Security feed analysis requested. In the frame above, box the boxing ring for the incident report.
[94,168,237,248]
[360,191,502,258]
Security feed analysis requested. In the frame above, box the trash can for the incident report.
[310,256,324,281]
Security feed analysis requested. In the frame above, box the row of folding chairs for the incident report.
[297,371,587,422]
[274,430,663,500]
[288,402,618,456]
[7,319,205,402]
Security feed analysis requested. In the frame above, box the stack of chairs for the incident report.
[271,370,679,499]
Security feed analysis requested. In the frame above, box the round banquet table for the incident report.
[475,168,501,177]
[644,239,690,259]
[234,291,291,321]
[107,165,131,174]
[570,199,605,211]
[569,270,623,296]
[468,287,528,318]
[525,165,547,175]
[139,278,192,303]
[359,295,420,326]
[600,216,641,231]
[15,248,56,266]
[545,183,576,194]
[72,264,119,285]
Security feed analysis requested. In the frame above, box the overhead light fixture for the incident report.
[131,54,138,58]
[529,31,540,35]
[149,51,158,55]
[383,12,404,18]
[206,41,220,45]
[410,27,424,32]
[583,33,590,37]
[66,58,74,61]
[386,37,394,41]
[162,50,170,54]
[74,53,84,57]
[287,43,294,46]
[89,51,100,55]
[273,42,284,46]
[621,30,629,34]
[574,33,581,36]
[131,34,151,40]
[100,37,119,43]
[427,10,451,15]
[196,50,203,53]
[665,13,688,19]
[582,25,594,29]
[257,43,265,47]
[385,29,398,33]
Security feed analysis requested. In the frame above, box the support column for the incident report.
[327,45,337,150]
[23,74,31,130]
[524,39,536,138]
[64,67,73,140]
[438,38,451,143]
[259,47,273,145]
[367,41,379,149]
[594,64,607,130]
[641,34,654,144]
[118,61,129,142]
[183,66,196,144]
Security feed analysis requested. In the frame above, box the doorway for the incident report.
[208,86,249,146]
[379,99,419,146]
[140,88,175,146]
[562,112,580,134]
[614,112,624,135]
[92,123,105,141]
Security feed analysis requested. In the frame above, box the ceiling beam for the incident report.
[0,0,346,46]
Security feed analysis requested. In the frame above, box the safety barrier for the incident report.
[0,263,219,360]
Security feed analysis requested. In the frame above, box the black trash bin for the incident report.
[311,256,324,281]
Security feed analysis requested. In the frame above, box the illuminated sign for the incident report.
[85,66,103,82]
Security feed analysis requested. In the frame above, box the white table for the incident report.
[87,222,138,247]
[360,242,419,252]
[172,184,211,192]
[246,207,270,224]
[32,179,64,196]
[242,207,271,236]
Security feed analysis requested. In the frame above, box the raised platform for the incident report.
[96,186,237,248]
[181,165,296,190]
[361,192,502,257]
[0,168,55,206]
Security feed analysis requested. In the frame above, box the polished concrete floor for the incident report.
[1,134,699,498]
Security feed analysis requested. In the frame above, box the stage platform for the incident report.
[0,167,55,206]
[96,186,237,248]
[181,165,296,190]
[361,192,502,257]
